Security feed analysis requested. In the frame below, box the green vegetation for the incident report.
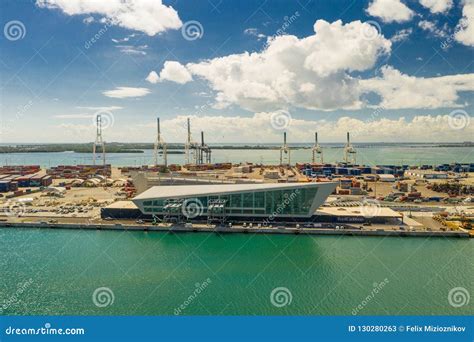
[0,143,176,154]
[0,143,143,154]
[0,143,280,153]
[0,142,471,154]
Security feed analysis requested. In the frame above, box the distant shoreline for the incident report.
[0,142,472,154]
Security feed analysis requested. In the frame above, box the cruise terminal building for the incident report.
[131,182,337,222]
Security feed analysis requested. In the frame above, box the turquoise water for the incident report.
[1,146,473,167]
[1,228,472,315]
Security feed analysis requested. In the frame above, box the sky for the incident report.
[0,0,473,144]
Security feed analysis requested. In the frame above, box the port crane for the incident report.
[343,132,357,164]
[92,114,106,166]
[153,117,167,167]
[312,132,323,163]
[184,117,199,165]
[280,132,291,165]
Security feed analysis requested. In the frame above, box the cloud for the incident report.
[145,113,473,143]
[111,33,137,43]
[147,61,193,84]
[153,19,472,112]
[244,27,266,40]
[75,106,123,111]
[6,112,471,143]
[36,0,182,36]
[360,66,474,109]
[54,106,122,119]
[145,71,160,84]
[366,0,414,23]
[178,20,391,111]
[83,16,94,24]
[419,0,453,13]
[54,113,92,119]
[455,0,474,47]
[102,86,150,98]
[390,28,413,42]
[418,20,448,38]
[115,44,148,55]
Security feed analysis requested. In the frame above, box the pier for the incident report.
[0,221,469,238]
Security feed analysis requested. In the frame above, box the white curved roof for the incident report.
[134,182,336,200]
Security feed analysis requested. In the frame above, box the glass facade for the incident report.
[142,187,318,217]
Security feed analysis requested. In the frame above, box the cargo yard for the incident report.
[1,161,472,237]
[0,118,473,238]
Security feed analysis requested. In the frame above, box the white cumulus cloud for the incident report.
[418,20,448,38]
[419,0,453,13]
[145,71,160,84]
[102,86,150,98]
[151,19,473,112]
[366,0,414,23]
[455,0,474,47]
[36,0,182,36]
[390,28,413,42]
[361,66,474,109]
[148,61,193,84]
[149,113,473,143]
[179,20,391,111]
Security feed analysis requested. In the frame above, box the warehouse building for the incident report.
[404,170,448,179]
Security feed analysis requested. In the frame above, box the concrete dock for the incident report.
[0,221,469,238]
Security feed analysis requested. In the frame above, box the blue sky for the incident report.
[0,0,473,143]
